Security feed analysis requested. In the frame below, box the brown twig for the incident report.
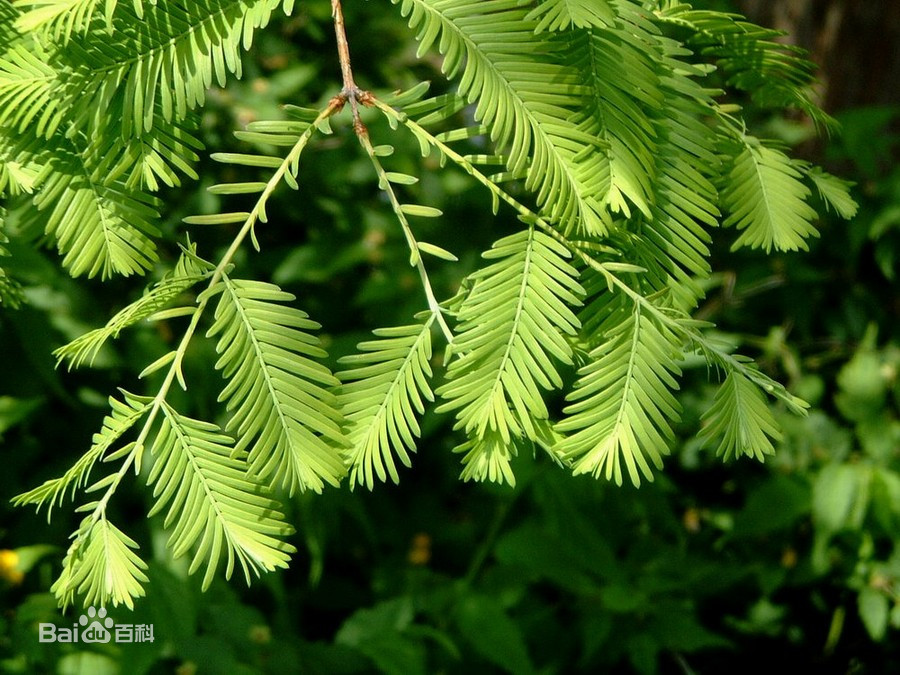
[331,0,371,135]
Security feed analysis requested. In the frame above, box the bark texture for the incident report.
[739,0,900,111]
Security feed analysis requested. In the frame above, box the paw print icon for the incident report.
[79,607,114,643]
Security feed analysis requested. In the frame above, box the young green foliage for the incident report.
[207,277,348,495]
[721,137,820,252]
[556,290,683,486]
[12,392,152,519]
[53,245,212,368]
[3,0,858,608]
[337,317,436,490]
[146,403,296,590]
[52,516,149,610]
[437,227,583,483]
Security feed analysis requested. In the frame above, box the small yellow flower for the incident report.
[408,533,431,566]
[0,550,24,585]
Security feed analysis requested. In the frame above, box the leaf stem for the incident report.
[331,0,370,135]
[373,100,567,244]
[356,130,454,344]
[462,495,516,586]
[83,103,341,532]
[373,100,807,413]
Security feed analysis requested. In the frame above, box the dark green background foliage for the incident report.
[1,0,899,673]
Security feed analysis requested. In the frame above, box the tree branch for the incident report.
[331,0,372,135]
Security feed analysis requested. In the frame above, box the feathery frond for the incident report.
[13,0,149,39]
[684,332,809,417]
[656,4,833,129]
[93,118,204,191]
[0,128,41,196]
[612,31,720,305]
[806,166,858,220]
[720,137,819,252]
[337,317,435,490]
[454,429,519,487]
[556,290,684,486]
[206,277,347,495]
[570,3,664,220]
[4,0,862,610]
[61,0,286,138]
[23,131,161,278]
[146,402,296,590]
[392,0,609,233]
[3,0,290,160]
[54,246,212,369]
[52,515,149,609]
[0,43,64,138]
[12,392,152,516]
[437,227,583,479]
[700,370,781,461]
[14,0,105,38]
[527,0,615,32]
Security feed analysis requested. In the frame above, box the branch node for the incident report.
[329,93,347,111]
[357,90,376,107]
[331,0,365,129]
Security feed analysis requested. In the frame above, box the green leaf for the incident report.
[51,516,148,610]
[835,340,887,422]
[336,599,427,675]
[392,0,610,233]
[0,43,64,136]
[74,1,285,137]
[453,430,520,488]
[807,167,858,219]
[813,463,871,533]
[385,171,419,185]
[96,119,203,191]
[700,371,781,461]
[870,468,900,532]
[211,153,283,169]
[659,6,834,129]
[610,29,720,304]
[454,594,535,675]
[732,475,810,537]
[207,277,347,494]
[859,587,890,641]
[54,246,211,369]
[527,0,614,32]
[399,204,442,218]
[208,182,268,195]
[495,523,599,593]
[22,131,163,279]
[569,9,663,222]
[437,227,583,484]
[14,0,136,38]
[337,318,435,489]
[721,138,819,252]
[183,212,252,225]
[555,290,683,486]
[146,402,296,591]
[416,241,457,261]
[12,392,151,517]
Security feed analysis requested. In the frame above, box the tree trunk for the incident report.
[739,0,900,111]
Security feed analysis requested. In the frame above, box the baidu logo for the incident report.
[38,607,154,644]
